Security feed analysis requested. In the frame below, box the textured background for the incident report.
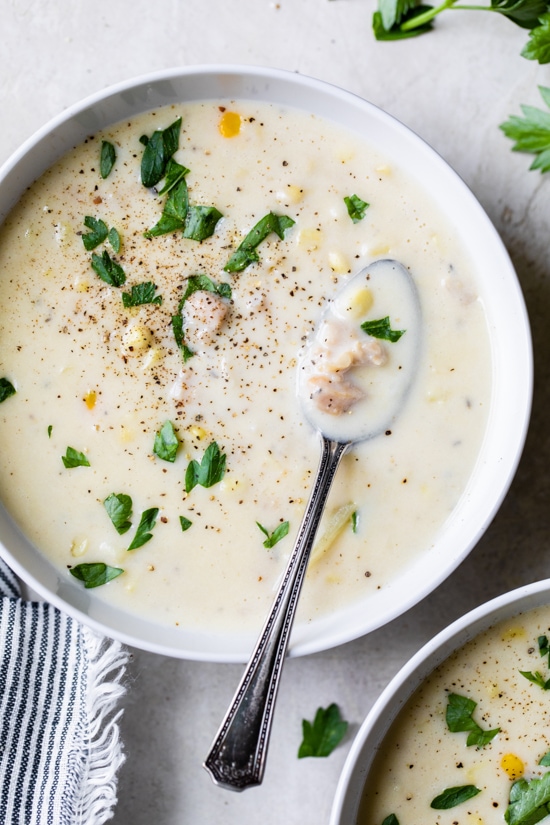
[1,1,548,822]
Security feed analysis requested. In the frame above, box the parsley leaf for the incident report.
[500,86,550,173]
[157,158,190,196]
[539,750,550,766]
[361,316,406,342]
[493,0,549,29]
[121,281,162,308]
[141,117,182,188]
[172,314,194,362]
[127,507,159,551]
[91,250,126,287]
[505,772,550,824]
[431,785,481,810]
[82,216,108,250]
[520,669,550,689]
[70,562,123,588]
[108,226,121,253]
[298,703,348,758]
[381,817,400,825]
[153,420,180,463]
[100,140,117,179]
[183,204,223,241]
[179,274,232,309]
[62,447,90,468]
[224,212,295,273]
[256,520,290,549]
[378,0,423,29]
[372,5,434,40]
[185,441,226,492]
[104,493,133,535]
[344,194,370,223]
[179,516,192,532]
[522,13,550,62]
[445,693,500,746]
[0,377,16,403]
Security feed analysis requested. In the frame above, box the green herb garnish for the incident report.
[82,216,108,251]
[224,212,295,273]
[144,163,222,241]
[179,516,192,532]
[505,772,550,824]
[127,507,159,551]
[108,226,121,253]
[47,425,53,438]
[121,281,163,308]
[91,250,126,287]
[344,194,370,223]
[445,692,500,746]
[140,117,182,188]
[298,703,348,758]
[520,633,550,688]
[185,441,226,493]
[104,493,133,535]
[62,447,90,468]
[153,421,180,463]
[351,510,359,533]
[540,750,550,766]
[70,562,123,588]
[431,785,481,810]
[501,86,550,173]
[361,316,405,342]
[179,274,232,308]
[256,520,290,549]
[0,377,16,403]
[381,816,400,825]
[171,314,194,362]
[100,140,117,179]
[182,205,223,241]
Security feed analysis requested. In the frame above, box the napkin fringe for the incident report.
[73,626,129,825]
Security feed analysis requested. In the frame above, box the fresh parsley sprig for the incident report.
[224,212,295,273]
[127,507,159,551]
[0,378,16,404]
[505,772,550,825]
[500,86,550,172]
[121,281,163,308]
[256,520,290,549]
[445,692,500,746]
[153,420,180,463]
[298,703,348,758]
[62,447,90,468]
[70,562,123,588]
[185,441,226,493]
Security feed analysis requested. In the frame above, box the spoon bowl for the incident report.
[203,259,421,791]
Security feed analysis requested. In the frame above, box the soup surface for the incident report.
[360,605,550,825]
[0,100,490,633]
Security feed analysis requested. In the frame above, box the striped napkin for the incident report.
[0,558,129,824]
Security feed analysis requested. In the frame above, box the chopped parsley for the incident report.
[381,817,399,825]
[505,772,550,825]
[90,249,126,287]
[520,634,550,688]
[70,562,123,588]
[121,281,163,308]
[104,493,133,535]
[171,314,194,362]
[140,117,182,189]
[62,447,90,468]
[185,441,226,493]
[100,140,117,179]
[0,378,16,404]
[256,520,290,549]
[298,703,348,758]
[431,785,481,810]
[344,194,370,223]
[224,212,295,273]
[501,86,550,173]
[361,316,405,342]
[445,692,500,746]
[153,421,180,463]
[179,516,192,532]
[127,507,159,551]
[82,216,108,250]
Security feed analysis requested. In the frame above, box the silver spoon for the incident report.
[203,259,421,792]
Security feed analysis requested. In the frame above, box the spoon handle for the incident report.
[203,436,349,791]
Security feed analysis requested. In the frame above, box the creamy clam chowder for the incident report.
[0,101,491,633]
[359,606,550,825]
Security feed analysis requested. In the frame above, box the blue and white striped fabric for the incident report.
[0,558,128,824]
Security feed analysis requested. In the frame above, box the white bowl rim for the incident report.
[329,577,550,824]
[0,64,534,661]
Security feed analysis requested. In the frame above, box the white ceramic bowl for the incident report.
[0,65,532,661]
[330,578,550,824]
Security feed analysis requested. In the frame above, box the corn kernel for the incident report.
[368,242,391,256]
[188,425,208,441]
[276,184,303,204]
[334,286,373,319]
[83,390,96,410]
[501,753,524,781]
[141,347,163,369]
[219,111,241,138]
[73,274,90,292]
[297,227,323,251]
[70,537,88,558]
[328,251,350,274]
[121,325,153,354]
